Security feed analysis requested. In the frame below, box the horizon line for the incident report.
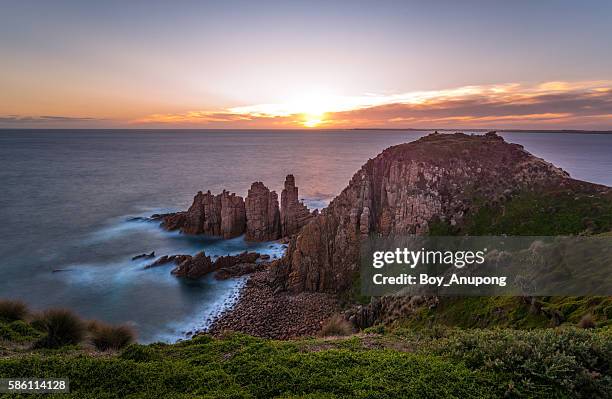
[1,127,612,133]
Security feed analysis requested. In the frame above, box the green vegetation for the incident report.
[88,321,136,351]
[422,188,612,331]
[394,296,612,330]
[1,322,610,398]
[0,320,41,343]
[463,189,612,236]
[0,301,134,353]
[428,187,612,237]
[391,327,612,398]
[32,309,87,349]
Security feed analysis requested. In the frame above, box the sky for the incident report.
[1,0,612,130]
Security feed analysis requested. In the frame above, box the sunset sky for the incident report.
[1,1,612,129]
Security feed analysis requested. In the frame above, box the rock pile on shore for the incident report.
[209,271,339,339]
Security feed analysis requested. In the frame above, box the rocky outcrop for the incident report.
[215,262,267,280]
[161,190,246,239]
[160,176,313,242]
[220,191,247,239]
[245,182,281,241]
[132,251,155,261]
[214,251,261,269]
[145,254,191,269]
[183,191,222,235]
[273,132,578,293]
[280,175,314,236]
[146,251,262,279]
[171,252,215,279]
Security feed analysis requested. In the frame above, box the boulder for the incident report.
[132,251,155,261]
[214,251,261,269]
[171,252,215,279]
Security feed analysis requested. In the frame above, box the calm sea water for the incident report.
[0,129,610,342]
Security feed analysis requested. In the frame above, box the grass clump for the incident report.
[0,299,29,322]
[88,320,136,351]
[320,315,353,337]
[32,309,86,349]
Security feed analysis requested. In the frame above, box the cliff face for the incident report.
[220,191,247,239]
[274,132,580,293]
[280,175,314,237]
[162,190,246,239]
[161,175,313,242]
[245,182,281,241]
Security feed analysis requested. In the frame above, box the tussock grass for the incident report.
[320,314,353,337]
[0,299,29,322]
[32,309,86,349]
[88,320,136,351]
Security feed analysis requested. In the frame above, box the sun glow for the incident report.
[302,113,324,128]
[131,80,612,129]
[290,92,332,128]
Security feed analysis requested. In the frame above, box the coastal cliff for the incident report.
[272,132,610,294]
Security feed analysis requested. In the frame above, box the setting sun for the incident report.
[302,114,324,128]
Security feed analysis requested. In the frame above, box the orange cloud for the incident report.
[130,80,612,129]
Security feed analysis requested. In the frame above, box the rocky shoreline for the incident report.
[158,132,612,340]
[208,271,339,339]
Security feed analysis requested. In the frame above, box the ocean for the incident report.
[0,129,610,342]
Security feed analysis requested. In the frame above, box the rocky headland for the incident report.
[155,132,612,338]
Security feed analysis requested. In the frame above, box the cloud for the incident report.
[0,115,105,127]
[133,80,612,129]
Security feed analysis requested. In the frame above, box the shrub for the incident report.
[320,315,353,337]
[89,321,135,351]
[0,299,28,322]
[32,309,86,348]
[578,313,596,329]
[0,320,41,342]
[424,328,612,398]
